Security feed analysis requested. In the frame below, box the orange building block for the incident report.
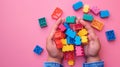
[91,19,104,31]
[68,60,74,66]
[54,39,63,49]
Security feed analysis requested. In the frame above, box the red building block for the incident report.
[51,7,63,20]
[64,51,75,61]
[58,23,66,31]
[54,39,63,49]
[53,30,65,39]
[70,23,83,31]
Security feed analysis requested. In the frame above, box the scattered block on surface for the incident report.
[65,28,76,38]
[100,10,110,18]
[70,23,83,31]
[91,19,104,31]
[74,36,81,46]
[105,30,116,41]
[33,45,43,55]
[58,23,66,31]
[54,39,63,49]
[81,36,88,44]
[53,30,65,39]
[51,7,63,20]
[78,28,88,36]
[73,1,83,11]
[62,45,74,52]
[66,16,76,24]
[83,4,90,13]
[83,14,94,22]
[38,17,47,28]
[68,60,74,66]
[61,39,67,45]
[75,46,84,56]
[90,6,100,15]
[66,36,75,44]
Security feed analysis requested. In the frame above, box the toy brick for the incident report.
[81,36,88,44]
[54,30,65,39]
[64,23,70,29]
[100,10,110,18]
[66,36,75,44]
[74,36,82,46]
[66,16,76,24]
[105,30,116,41]
[68,60,74,66]
[64,51,75,60]
[83,14,94,22]
[73,1,83,11]
[91,19,104,31]
[83,5,90,13]
[33,45,43,55]
[65,28,76,38]
[38,17,47,28]
[54,39,63,49]
[61,39,67,45]
[70,23,83,31]
[51,7,63,20]
[62,45,74,52]
[90,6,100,15]
[75,46,84,56]
[58,23,66,31]
[78,28,88,36]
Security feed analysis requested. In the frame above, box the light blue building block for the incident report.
[74,36,81,46]
[73,1,83,11]
[100,10,110,18]
[65,28,76,38]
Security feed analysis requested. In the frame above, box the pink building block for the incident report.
[58,23,66,31]
[75,46,84,56]
[90,6,100,15]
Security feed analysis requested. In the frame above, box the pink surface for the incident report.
[0,0,120,67]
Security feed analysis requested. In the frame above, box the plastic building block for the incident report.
[70,23,83,31]
[66,16,76,24]
[90,6,100,15]
[33,45,43,55]
[66,36,75,44]
[73,1,83,11]
[51,7,63,20]
[105,30,116,41]
[65,28,76,38]
[83,14,94,22]
[81,36,88,44]
[58,23,66,31]
[83,5,90,13]
[91,19,104,31]
[78,28,88,36]
[75,46,84,56]
[64,51,75,60]
[61,39,67,45]
[100,10,110,18]
[68,60,74,66]
[64,23,70,29]
[54,30,65,39]
[38,17,47,28]
[74,36,82,46]
[54,39,63,49]
[62,45,74,52]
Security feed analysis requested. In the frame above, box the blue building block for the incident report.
[64,23,70,29]
[74,36,82,46]
[66,16,76,24]
[105,30,116,41]
[65,28,76,38]
[83,14,94,22]
[66,36,75,44]
[33,45,43,55]
[73,1,83,11]
[100,10,110,18]
[38,17,47,28]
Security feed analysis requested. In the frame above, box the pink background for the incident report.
[0,0,120,67]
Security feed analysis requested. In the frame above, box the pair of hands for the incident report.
[46,18,101,64]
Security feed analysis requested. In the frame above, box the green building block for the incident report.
[83,14,94,22]
[66,16,76,24]
[38,17,47,28]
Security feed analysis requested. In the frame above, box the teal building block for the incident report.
[66,16,76,24]
[38,17,47,28]
[83,14,94,22]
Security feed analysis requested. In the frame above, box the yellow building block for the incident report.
[61,39,67,45]
[78,28,88,36]
[68,60,74,66]
[62,44,74,52]
[83,5,90,13]
[81,36,88,44]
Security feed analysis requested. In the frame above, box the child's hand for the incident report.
[46,18,64,64]
[79,19,101,63]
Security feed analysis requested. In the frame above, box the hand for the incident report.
[46,18,64,64]
[79,19,101,63]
